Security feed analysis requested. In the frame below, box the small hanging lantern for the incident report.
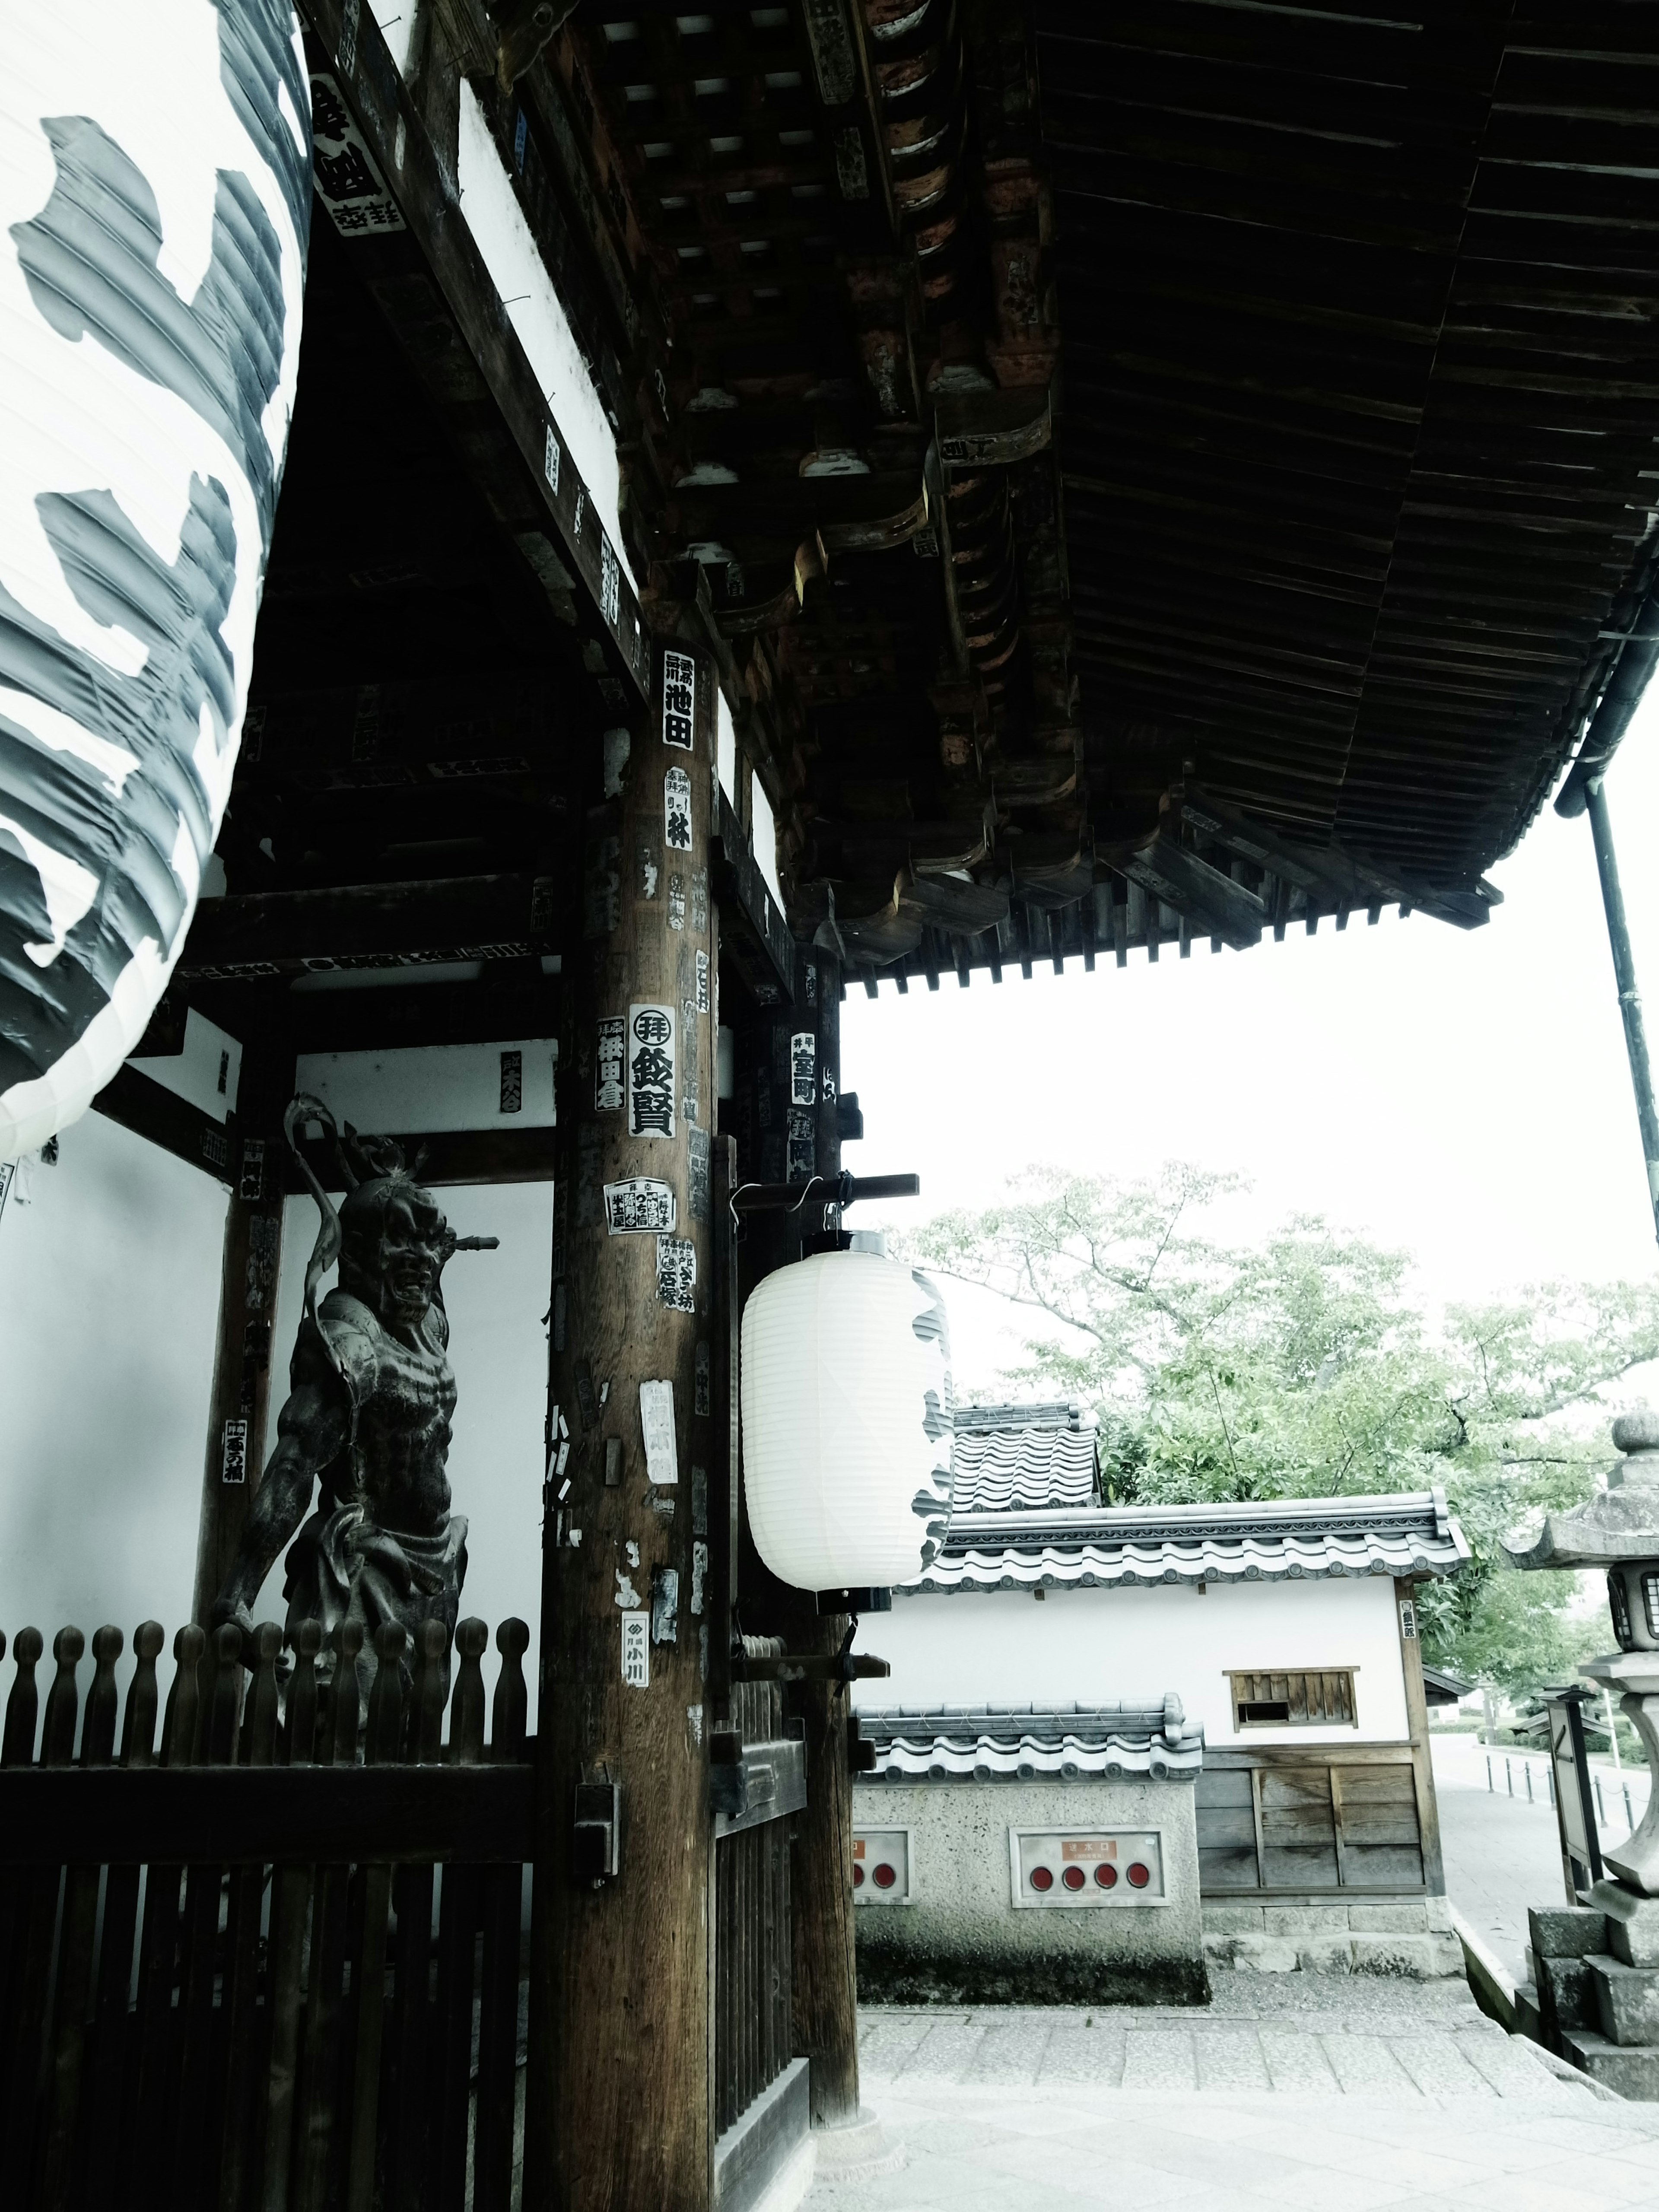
[741,1249,954,1592]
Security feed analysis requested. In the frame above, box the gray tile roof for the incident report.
[906,1487,1468,1593]
[856,1700,1203,1782]
[949,1402,1099,1514]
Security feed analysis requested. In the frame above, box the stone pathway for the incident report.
[803,1987,1659,2211]
[1432,1734,1652,1988]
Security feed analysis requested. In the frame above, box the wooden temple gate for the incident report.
[7,0,1659,2202]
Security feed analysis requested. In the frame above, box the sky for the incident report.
[3,696,1659,1669]
[842,696,1659,1401]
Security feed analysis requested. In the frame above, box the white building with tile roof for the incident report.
[852,1405,1471,1980]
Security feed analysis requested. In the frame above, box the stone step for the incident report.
[1514,1983,1545,2046]
[1591,1954,1659,2047]
[1561,2025,1659,2100]
[1538,1953,1597,2047]
[1529,1906,1609,1963]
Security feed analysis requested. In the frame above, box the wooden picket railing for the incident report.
[712,1641,803,2145]
[0,1611,534,2212]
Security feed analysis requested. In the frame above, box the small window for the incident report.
[1228,1668,1357,1730]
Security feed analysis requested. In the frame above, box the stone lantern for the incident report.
[1506,1412,1659,1897]
[1506,1413,1659,2084]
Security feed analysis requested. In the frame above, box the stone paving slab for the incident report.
[805,2079,1659,2212]
[802,1993,1659,2212]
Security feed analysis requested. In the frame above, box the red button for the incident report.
[1127,1861,1151,1889]
[1094,1862,1118,1889]
[873,1862,897,1889]
[1062,1864,1086,1891]
[853,1864,864,1888]
[1030,1864,1054,1891]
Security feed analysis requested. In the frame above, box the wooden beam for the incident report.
[91,1065,236,1182]
[1113,832,1267,950]
[0,1763,532,1865]
[299,0,651,699]
[289,1126,558,1189]
[178,875,559,979]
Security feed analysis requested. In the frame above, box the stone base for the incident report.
[810,2112,904,2183]
[1591,1953,1659,2045]
[1515,1983,1544,2042]
[857,1951,1211,2008]
[1201,1900,1462,1978]
[1560,2026,1659,2101]
[1589,1878,1659,1968]
[1538,1954,1599,2045]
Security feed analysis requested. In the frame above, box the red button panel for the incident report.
[852,1828,913,1905]
[1012,1831,1165,1907]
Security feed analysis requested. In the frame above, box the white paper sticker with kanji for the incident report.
[661,650,696,749]
[665,767,693,852]
[639,1378,678,1484]
[628,1004,676,1140]
[604,1179,677,1234]
[790,1031,817,1106]
[311,73,407,235]
[657,1236,696,1311]
[621,1611,649,1688]
[595,1017,625,1112]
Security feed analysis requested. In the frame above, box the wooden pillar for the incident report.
[784,960,862,2128]
[191,1007,295,1630]
[1395,1576,1445,1895]
[528,631,717,2210]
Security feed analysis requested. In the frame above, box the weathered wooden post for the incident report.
[528,627,718,2209]
[780,962,863,2131]
[192,1005,295,1628]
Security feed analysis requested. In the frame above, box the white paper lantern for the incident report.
[0,0,310,1159]
[741,1250,955,1591]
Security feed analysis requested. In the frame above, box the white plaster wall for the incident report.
[750,774,785,911]
[455,87,633,588]
[855,1576,1410,1747]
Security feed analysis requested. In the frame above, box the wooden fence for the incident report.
[0,1611,533,2212]
[712,1644,805,2155]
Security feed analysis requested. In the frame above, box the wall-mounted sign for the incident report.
[604,1179,676,1234]
[662,650,696,750]
[628,1004,675,1139]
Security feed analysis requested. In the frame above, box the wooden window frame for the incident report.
[1227,1667,1359,1732]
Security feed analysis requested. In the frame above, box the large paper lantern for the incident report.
[741,1250,955,1592]
[0,0,310,1159]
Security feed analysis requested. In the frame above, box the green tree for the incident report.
[905,1165,1659,1696]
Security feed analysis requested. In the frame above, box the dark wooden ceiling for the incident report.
[195,0,1659,1008]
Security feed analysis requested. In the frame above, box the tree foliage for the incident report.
[905,1165,1659,1693]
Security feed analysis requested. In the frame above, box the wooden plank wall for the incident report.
[1197,1747,1427,1896]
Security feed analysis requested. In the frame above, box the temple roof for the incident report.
[949,1401,1099,1514]
[906,1487,1469,1592]
[855,1700,1203,1782]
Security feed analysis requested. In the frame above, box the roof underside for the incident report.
[1042,0,1659,891]
[191,0,1659,1026]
